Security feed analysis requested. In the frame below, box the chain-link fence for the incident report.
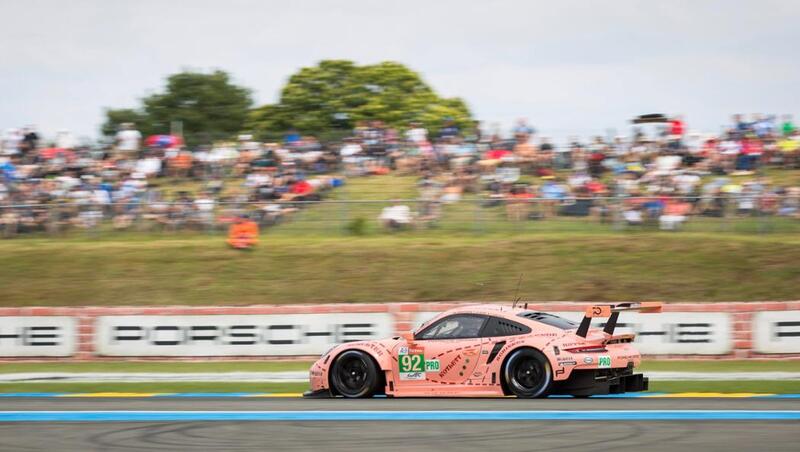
[1,195,799,238]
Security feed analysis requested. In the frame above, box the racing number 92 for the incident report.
[400,353,424,373]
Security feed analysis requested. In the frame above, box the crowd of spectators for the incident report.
[0,124,344,236]
[366,114,800,230]
[1,113,799,236]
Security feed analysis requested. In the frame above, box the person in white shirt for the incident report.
[55,129,77,150]
[379,203,412,229]
[116,123,142,155]
[194,194,216,227]
[135,157,162,177]
[405,122,428,144]
[654,154,682,174]
[673,173,701,195]
[2,129,22,155]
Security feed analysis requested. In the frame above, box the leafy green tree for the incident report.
[101,70,253,147]
[248,60,473,139]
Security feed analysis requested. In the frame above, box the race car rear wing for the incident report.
[575,302,662,338]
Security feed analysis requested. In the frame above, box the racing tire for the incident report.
[330,350,381,398]
[503,348,552,398]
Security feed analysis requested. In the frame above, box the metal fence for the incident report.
[1,195,799,238]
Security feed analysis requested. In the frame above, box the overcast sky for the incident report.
[2,0,799,142]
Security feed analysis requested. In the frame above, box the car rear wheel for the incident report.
[330,350,381,398]
[503,348,552,398]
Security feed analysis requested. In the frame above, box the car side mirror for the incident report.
[401,331,415,343]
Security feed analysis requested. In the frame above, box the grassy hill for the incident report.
[1,231,798,306]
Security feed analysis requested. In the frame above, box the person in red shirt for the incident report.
[737,135,763,171]
[291,179,312,195]
[670,116,685,137]
[585,179,607,194]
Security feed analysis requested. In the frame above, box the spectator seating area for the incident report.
[1,113,799,237]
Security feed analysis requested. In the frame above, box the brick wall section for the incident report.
[2,301,800,361]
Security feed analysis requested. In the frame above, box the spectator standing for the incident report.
[194,192,216,230]
[670,116,685,135]
[737,135,761,172]
[778,131,799,167]
[2,128,22,155]
[782,115,796,137]
[539,137,555,163]
[669,115,686,150]
[405,121,428,144]
[284,129,301,145]
[115,123,142,158]
[364,120,386,158]
[553,137,572,170]
[20,126,39,159]
[439,118,460,140]
[55,129,77,150]
[731,114,750,139]
[512,118,535,142]
[754,114,774,139]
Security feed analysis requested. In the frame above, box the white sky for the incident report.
[1,0,799,143]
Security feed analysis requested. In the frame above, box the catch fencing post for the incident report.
[339,199,350,235]
[612,195,623,231]
[472,199,483,235]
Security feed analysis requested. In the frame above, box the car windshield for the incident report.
[517,311,578,330]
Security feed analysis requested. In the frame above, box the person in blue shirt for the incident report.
[512,118,535,138]
[0,159,16,182]
[284,130,301,145]
[439,118,460,140]
[753,114,774,138]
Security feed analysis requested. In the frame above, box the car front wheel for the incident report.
[330,350,381,398]
[503,348,552,398]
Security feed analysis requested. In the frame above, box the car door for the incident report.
[468,316,534,386]
[393,314,487,392]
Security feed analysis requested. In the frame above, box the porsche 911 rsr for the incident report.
[304,302,661,398]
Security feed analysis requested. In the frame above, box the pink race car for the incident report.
[305,302,661,398]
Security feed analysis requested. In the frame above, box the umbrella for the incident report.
[145,135,184,148]
[632,113,669,124]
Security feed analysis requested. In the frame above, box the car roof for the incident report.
[419,303,571,331]
[441,303,523,317]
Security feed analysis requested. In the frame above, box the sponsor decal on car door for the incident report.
[427,340,483,385]
[395,341,480,387]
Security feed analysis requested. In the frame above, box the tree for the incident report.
[101,70,253,147]
[248,60,473,139]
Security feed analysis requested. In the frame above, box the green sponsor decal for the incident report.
[425,359,440,372]
[598,356,612,368]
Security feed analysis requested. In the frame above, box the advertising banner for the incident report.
[753,310,800,354]
[0,316,76,357]
[95,313,394,356]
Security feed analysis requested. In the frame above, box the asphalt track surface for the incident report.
[1,398,799,451]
